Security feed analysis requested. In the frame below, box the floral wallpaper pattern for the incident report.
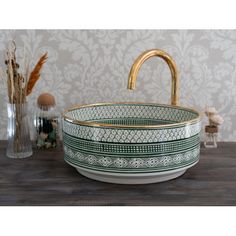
[0,30,235,141]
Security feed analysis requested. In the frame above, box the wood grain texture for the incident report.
[0,141,235,206]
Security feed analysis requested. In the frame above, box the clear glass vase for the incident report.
[6,102,33,158]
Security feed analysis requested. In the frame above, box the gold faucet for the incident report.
[127,49,179,106]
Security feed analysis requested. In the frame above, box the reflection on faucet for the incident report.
[127,49,179,106]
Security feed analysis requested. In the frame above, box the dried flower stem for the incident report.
[3,41,47,153]
[5,42,26,152]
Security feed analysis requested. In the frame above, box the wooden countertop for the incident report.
[0,141,235,206]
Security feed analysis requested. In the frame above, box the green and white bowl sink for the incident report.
[62,102,201,184]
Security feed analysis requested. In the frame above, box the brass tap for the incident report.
[127,49,179,106]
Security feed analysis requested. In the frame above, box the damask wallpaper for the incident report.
[0,30,235,141]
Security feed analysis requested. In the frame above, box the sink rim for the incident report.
[62,102,202,129]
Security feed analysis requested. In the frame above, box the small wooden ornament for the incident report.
[37,93,55,110]
[205,125,218,134]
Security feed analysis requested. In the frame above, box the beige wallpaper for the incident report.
[0,30,235,141]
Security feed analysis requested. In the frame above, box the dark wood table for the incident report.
[0,141,235,206]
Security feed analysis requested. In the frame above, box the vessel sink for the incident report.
[62,49,201,184]
[62,102,201,184]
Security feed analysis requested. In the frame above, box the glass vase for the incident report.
[6,102,33,158]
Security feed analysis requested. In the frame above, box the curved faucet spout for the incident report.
[128,49,179,106]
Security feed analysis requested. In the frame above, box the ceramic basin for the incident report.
[62,102,201,184]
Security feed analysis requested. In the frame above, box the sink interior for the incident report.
[92,118,172,126]
[65,103,199,126]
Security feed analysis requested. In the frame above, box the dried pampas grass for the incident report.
[4,41,47,104]
[26,52,48,96]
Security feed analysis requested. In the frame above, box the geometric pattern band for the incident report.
[63,132,200,155]
[66,104,199,123]
[64,144,200,173]
[63,120,201,143]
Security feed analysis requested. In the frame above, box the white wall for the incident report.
[0,30,235,140]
